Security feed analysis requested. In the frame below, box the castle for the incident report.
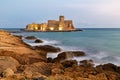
[26,16,75,31]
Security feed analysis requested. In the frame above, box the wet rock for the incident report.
[53,51,85,63]
[71,51,85,57]
[59,51,85,57]
[25,36,37,40]
[102,63,118,72]
[61,60,78,68]
[96,63,119,73]
[14,35,23,39]
[35,45,61,53]
[34,39,43,43]
[80,59,94,67]
[47,57,53,63]
[53,52,66,62]
[0,56,19,74]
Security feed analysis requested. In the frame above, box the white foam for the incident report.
[22,36,120,66]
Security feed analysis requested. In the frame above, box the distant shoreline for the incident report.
[21,28,83,32]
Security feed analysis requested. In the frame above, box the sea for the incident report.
[1,28,120,66]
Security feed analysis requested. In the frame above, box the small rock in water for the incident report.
[25,36,37,40]
[34,39,43,43]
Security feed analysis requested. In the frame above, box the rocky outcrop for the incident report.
[0,30,47,64]
[0,30,120,80]
[35,45,61,53]
[0,56,19,74]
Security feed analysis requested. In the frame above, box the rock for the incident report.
[76,77,91,80]
[25,36,37,40]
[34,39,43,43]
[80,59,94,67]
[72,51,85,57]
[2,68,14,77]
[0,30,47,65]
[96,73,108,80]
[31,72,47,80]
[14,35,23,39]
[104,71,120,80]
[53,51,85,63]
[47,57,53,63]
[46,75,73,80]
[51,68,64,75]
[35,45,61,53]
[24,62,52,76]
[96,63,119,73]
[0,56,19,74]
[102,63,118,72]
[61,60,78,68]
[0,49,47,65]
[53,52,66,62]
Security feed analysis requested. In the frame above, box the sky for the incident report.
[0,0,120,28]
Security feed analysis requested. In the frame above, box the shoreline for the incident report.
[0,30,120,80]
[21,28,83,32]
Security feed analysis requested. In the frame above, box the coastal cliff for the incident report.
[0,30,120,80]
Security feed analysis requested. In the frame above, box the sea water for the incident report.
[1,28,120,66]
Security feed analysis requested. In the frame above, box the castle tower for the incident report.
[59,16,64,22]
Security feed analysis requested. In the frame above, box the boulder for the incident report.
[53,52,66,62]
[25,36,37,40]
[59,51,85,57]
[34,39,43,43]
[35,45,61,53]
[47,57,53,63]
[80,59,94,67]
[53,51,85,63]
[61,60,78,68]
[0,56,19,74]
[102,63,118,72]
[96,63,119,73]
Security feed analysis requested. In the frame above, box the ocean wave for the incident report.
[22,36,120,66]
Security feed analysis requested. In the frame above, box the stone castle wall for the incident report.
[26,16,75,31]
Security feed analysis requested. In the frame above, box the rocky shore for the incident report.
[0,30,120,80]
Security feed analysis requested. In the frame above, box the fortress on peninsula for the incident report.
[25,16,78,32]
